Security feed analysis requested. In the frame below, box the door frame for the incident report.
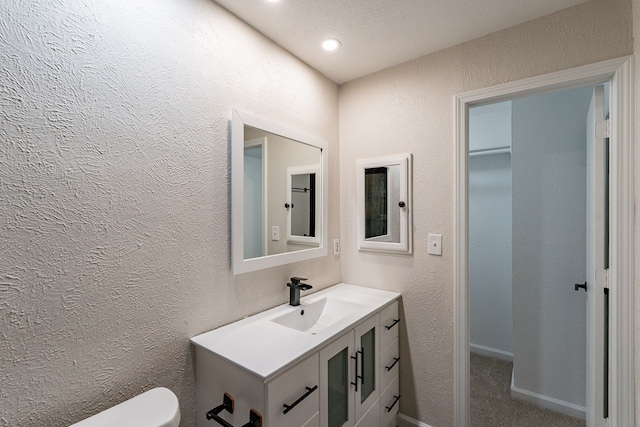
[454,56,635,427]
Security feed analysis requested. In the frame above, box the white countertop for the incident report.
[190,283,400,381]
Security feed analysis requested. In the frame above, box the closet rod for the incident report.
[469,145,511,157]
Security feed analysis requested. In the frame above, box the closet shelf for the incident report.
[469,145,511,156]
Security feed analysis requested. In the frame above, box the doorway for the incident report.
[454,57,635,427]
[468,84,603,425]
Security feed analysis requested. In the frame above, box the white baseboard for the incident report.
[396,413,434,427]
[470,343,513,362]
[510,370,586,420]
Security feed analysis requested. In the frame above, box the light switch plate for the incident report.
[271,226,280,241]
[333,239,340,255]
[428,234,442,256]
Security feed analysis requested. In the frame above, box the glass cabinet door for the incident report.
[360,327,375,403]
[327,348,349,427]
[354,316,380,421]
[320,332,355,427]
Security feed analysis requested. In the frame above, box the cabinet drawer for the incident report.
[379,301,400,351]
[380,375,400,427]
[267,353,319,427]
[302,411,319,427]
[380,338,399,392]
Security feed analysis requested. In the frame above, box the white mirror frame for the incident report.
[357,153,412,254]
[232,110,328,274]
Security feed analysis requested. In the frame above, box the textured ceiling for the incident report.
[215,0,590,84]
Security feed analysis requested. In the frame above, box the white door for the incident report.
[585,84,608,427]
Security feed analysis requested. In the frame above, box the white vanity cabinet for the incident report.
[191,284,401,427]
[379,301,401,427]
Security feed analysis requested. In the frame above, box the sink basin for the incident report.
[271,297,365,332]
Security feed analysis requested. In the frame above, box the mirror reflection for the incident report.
[290,173,315,237]
[287,166,320,246]
[243,126,322,260]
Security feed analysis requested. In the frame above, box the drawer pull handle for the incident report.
[282,385,318,414]
[207,394,262,427]
[385,318,400,330]
[385,357,400,371]
[351,353,359,392]
[386,395,401,413]
[358,347,365,386]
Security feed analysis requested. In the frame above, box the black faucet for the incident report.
[287,277,312,306]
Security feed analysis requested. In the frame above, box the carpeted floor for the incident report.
[470,352,586,427]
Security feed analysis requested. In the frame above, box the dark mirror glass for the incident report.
[364,165,401,243]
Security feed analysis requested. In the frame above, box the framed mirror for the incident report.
[232,110,328,274]
[357,154,412,254]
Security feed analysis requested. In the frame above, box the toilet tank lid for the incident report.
[69,387,180,427]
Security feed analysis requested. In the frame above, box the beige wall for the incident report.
[634,0,640,423]
[338,0,632,425]
[0,0,340,426]
[2,0,636,426]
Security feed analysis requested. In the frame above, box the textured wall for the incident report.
[511,86,592,407]
[338,0,632,425]
[0,0,340,426]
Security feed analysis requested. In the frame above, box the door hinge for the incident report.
[595,269,609,290]
[596,119,610,139]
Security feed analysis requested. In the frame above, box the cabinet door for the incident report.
[355,398,380,427]
[354,315,379,421]
[320,331,355,427]
[267,353,319,427]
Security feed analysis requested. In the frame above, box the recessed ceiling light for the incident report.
[322,38,341,51]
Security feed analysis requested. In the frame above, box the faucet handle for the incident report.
[290,277,308,285]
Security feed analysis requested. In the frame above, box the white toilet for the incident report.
[69,387,181,427]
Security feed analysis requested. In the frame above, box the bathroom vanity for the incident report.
[191,284,401,427]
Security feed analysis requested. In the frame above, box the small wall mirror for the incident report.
[357,154,412,253]
[232,110,328,274]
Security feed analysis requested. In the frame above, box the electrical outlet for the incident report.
[333,239,340,255]
[428,234,442,256]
